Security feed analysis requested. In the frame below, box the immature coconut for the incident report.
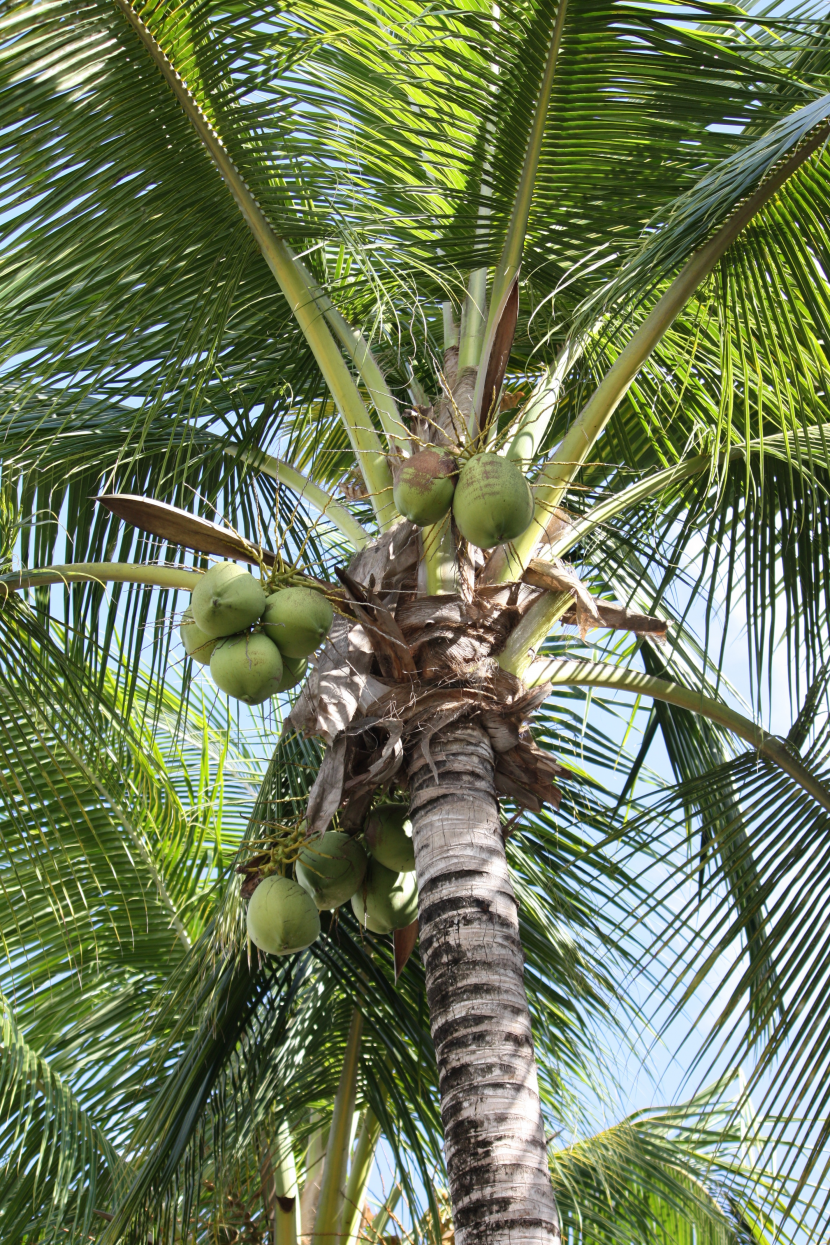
[392,449,457,527]
[452,452,534,550]
[247,875,320,955]
[351,861,418,934]
[209,633,283,704]
[275,653,308,693]
[191,562,267,638]
[297,831,368,911]
[364,804,415,872]
[262,586,334,659]
[179,607,217,666]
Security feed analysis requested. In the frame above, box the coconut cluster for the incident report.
[392,448,533,550]
[246,803,418,955]
[180,562,334,705]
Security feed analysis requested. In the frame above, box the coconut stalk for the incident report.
[505,331,589,465]
[311,1009,364,1244]
[223,447,370,551]
[442,303,459,351]
[422,515,459,596]
[539,434,826,561]
[369,1183,401,1238]
[299,1116,328,1237]
[262,1122,300,1245]
[526,656,830,813]
[498,590,572,677]
[285,245,410,457]
[0,563,202,598]
[340,1108,382,1245]
[486,0,569,319]
[457,269,488,375]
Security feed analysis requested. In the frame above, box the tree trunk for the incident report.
[407,720,560,1244]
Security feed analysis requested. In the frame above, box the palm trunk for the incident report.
[407,720,559,1244]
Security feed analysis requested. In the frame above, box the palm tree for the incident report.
[2,0,830,1240]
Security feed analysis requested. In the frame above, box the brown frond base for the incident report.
[286,523,580,844]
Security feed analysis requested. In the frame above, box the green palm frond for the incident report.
[98,913,442,1242]
[0,989,124,1243]
[582,93,830,329]
[550,418,830,744]
[551,1078,810,1244]
[0,620,243,972]
[606,726,830,1225]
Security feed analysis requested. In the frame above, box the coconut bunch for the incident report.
[180,561,334,705]
[390,422,534,551]
[245,804,418,955]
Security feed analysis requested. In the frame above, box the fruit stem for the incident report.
[261,1121,300,1245]
[442,303,459,351]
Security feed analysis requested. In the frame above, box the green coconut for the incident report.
[392,449,457,527]
[275,653,308,693]
[452,452,534,550]
[262,586,334,659]
[179,607,217,666]
[296,831,368,911]
[210,633,284,704]
[351,861,418,934]
[191,562,267,638]
[247,875,321,955]
[364,804,415,872]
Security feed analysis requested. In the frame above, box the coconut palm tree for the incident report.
[2,0,830,1240]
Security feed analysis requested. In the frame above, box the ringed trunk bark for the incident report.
[407,720,559,1244]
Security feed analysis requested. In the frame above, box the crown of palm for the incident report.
[1,0,830,1240]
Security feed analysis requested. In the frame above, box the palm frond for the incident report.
[0,988,123,1244]
[552,1078,811,1244]
[609,726,830,1228]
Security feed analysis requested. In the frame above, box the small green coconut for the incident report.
[296,831,368,911]
[210,633,283,704]
[392,449,457,527]
[364,804,415,873]
[452,452,534,550]
[262,587,334,659]
[275,653,308,693]
[247,875,321,955]
[191,562,267,638]
[179,607,217,666]
[351,861,418,934]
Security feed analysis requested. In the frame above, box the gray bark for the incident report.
[407,720,560,1244]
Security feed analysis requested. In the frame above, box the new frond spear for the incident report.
[5,1,830,1243]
